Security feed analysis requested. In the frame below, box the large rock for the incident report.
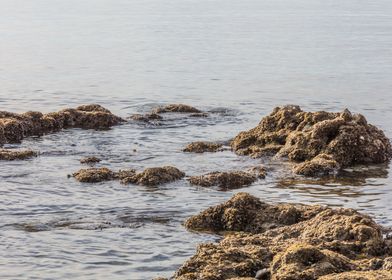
[231,106,392,176]
[174,193,392,280]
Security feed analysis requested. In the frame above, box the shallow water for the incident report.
[1,0,392,279]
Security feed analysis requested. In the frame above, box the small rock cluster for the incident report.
[172,193,392,280]
[232,105,392,176]
[0,104,124,146]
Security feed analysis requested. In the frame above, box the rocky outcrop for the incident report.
[231,106,392,176]
[0,149,37,160]
[0,104,124,146]
[72,167,115,183]
[152,104,202,114]
[188,168,266,190]
[183,142,223,153]
[174,193,392,280]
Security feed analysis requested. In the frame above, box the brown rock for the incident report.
[0,149,37,160]
[80,157,101,164]
[231,106,392,176]
[72,167,115,183]
[152,104,202,114]
[121,166,185,186]
[188,168,266,190]
[129,113,163,122]
[175,193,392,280]
[0,104,124,146]
[183,141,223,153]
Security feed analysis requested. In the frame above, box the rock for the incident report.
[231,106,392,176]
[183,141,223,153]
[0,149,37,160]
[184,193,322,233]
[115,169,137,180]
[152,104,202,114]
[72,167,115,183]
[0,104,124,146]
[120,166,185,186]
[175,193,392,279]
[80,157,101,164]
[255,268,270,279]
[318,270,392,280]
[188,171,259,190]
[129,113,163,122]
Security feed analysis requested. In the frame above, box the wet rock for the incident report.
[0,104,124,146]
[114,169,137,180]
[120,166,185,186]
[175,193,391,279]
[183,141,223,153]
[129,113,163,122]
[184,193,322,233]
[0,149,37,160]
[152,104,202,114]
[80,156,101,164]
[318,270,392,280]
[72,167,115,183]
[231,105,392,176]
[188,167,266,190]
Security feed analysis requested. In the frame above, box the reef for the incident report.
[231,105,392,176]
[188,167,266,190]
[174,193,392,280]
[0,104,124,146]
[80,156,102,164]
[0,149,37,160]
[121,166,185,186]
[183,141,223,153]
[72,166,185,186]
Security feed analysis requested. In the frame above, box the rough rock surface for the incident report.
[152,104,202,114]
[121,166,185,186]
[80,157,102,164]
[231,105,392,176]
[183,141,223,153]
[188,168,266,190]
[0,149,37,160]
[72,167,115,183]
[129,113,163,122]
[174,193,392,280]
[0,104,123,146]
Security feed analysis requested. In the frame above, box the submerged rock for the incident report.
[152,104,202,114]
[0,104,124,146]
[80,156,102,164]
[0,149,37,160]
[231,105,392,176]
[129,113,163,122]
[183,141,223,153]
[188,167,266,190]
[72,167,115,183]
[174,193,392,279]
[121,166,185,186]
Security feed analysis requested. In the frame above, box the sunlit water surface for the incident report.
[1,0,392,279]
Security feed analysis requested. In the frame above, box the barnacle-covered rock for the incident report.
[231,106,392,176]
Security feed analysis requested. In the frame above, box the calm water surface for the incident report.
[1,0,392,279]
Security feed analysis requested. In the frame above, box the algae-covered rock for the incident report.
[231,106,392,176]
[0,149,37,160]
[80,157,101,164]
[318,270,392,280]
[72,167,115,183]
[121,166,185,186]
[174,193,392,280]
[183,141,223,153]
[185,193,322,233]
[0,104,124,146]
[152,104,202,114]
[188,171,259,190]
[129,113,163,122]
